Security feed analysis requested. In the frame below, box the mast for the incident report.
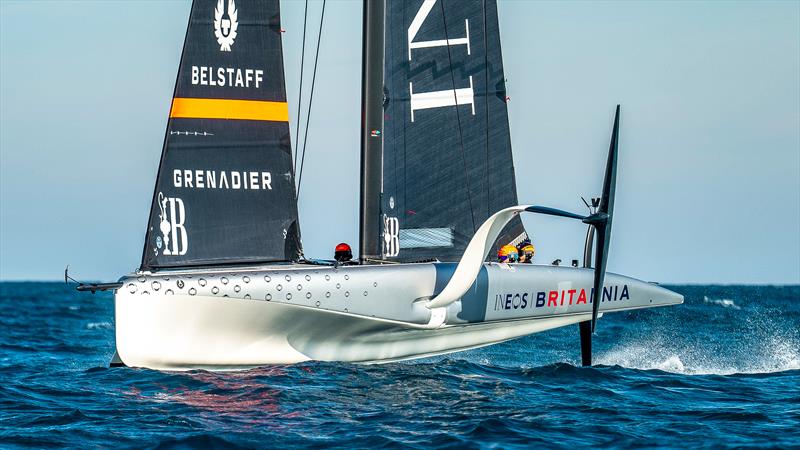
[359,0,385,263]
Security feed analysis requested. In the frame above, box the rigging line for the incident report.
[439,0,477,233]
[293,0,310,179]
[296,0,326,200]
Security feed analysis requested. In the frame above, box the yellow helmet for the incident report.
[498,244,519,262]
[521,244,535,255]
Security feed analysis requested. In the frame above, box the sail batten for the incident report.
[141,0,300,271]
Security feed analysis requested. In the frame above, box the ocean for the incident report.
[0,283,798,448]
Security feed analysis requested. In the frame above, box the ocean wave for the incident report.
[703,296,741,310]
[147,434,256,450]
[86,322,112,330]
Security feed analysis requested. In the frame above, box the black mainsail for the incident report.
[370,0,527,263]
[141,0,300,271]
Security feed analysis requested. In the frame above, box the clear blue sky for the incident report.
[1,0,798,283]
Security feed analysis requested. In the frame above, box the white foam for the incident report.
[703,296,741,310]
[595,333,800,375]
[655,355,685,373]
[86,322,112,330]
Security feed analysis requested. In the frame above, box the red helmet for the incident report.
[334,243,353,262]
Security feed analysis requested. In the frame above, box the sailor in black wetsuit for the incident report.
[517,239,535,264]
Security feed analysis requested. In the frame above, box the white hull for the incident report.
[114,263,682,370]
[117,291,596,368]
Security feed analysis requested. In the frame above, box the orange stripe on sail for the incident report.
[169,98,289,122]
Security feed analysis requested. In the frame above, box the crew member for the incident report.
[497,244,519,263]
[517,239,535,264]
[334,243,353,263]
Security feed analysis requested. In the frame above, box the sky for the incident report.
[1,0,798,284]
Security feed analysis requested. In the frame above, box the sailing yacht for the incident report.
[77,0,683,369]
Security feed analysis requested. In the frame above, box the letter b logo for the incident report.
[159,193,189,256]
[383,216,399,257]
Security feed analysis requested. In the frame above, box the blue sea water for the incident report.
[0,283,798,449]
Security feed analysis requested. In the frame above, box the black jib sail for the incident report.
[377,0,527,262]
[141,0,300,271]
